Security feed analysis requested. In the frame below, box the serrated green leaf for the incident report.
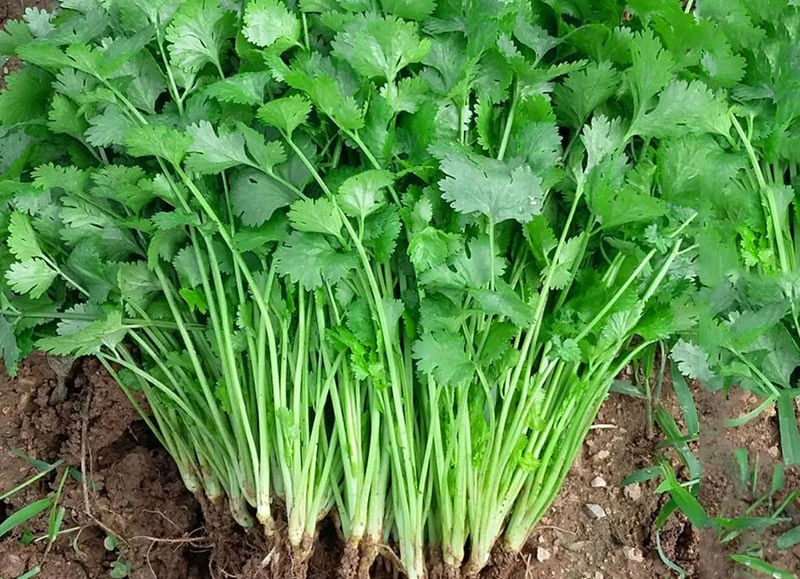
[338,169,392,219]
[257,95,311,138]
[288,197,343,237]
[243,0,300,50]
[437,149,544,223]
[185,120,251,174]
[125,124,192,166]
[6,259,57,298]
[332,13,431,82]
[274,231,357,289]
[413,331,472,386]
[205,72,271,105]
[165,0,233,74]
[7,212,43,260]
[231,169,298,226]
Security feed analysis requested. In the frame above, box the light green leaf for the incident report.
[413,331,472,386]
[274,232,358,289]
[205,72,271,105]
[580,115,624,171]
[257,95,311,138]
[0,69,51,126]
[331,13,431,82]
[165,0,233,74]
[470,281,534,327]
[6,259,57,298]
[85,106,135,147]
[7,212,43,260]
[627,29,674,113]
[438,149,544,223]
[671,340,716,383]
[38,311,127,356]
[380,0,436,21]
[0,316,21,375]
[243,0,300,50]
[185,120,251,174]
[125,124,192,166]
[231,169,298,226]
[338,169,393,219]
[288,197,343,237]
[554,60,619,129]
[47,93,87,137]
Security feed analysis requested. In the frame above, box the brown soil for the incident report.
[0,354,206,579]
[2,354,797,579]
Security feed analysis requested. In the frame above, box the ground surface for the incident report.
[2,354,796,578]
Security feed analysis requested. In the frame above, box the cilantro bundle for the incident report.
[0,0,759,577]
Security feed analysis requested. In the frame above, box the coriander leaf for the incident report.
[132,0,183,29]
[380,76,429,114]
[257,95,311,138]
[507,121,562,177]
[523,215,557,264]
[580,115,624,171]
[672,339,717,384]
[413,331,472,386]
[552,336,582,364]
[338,169,393,219]
[589,186,667,230]
[546,235,583,290]
[408,227,457,272]
[470,281,534,327]
[231,169,298,226]
[66,242,115,303]
[165,0,233,75]
[236,123,287,172]
[599,307,642,346]
[173,246,203,288]
[274,231,357,289]
[242,0,300,50]
[7,212,44,260]
[0,316,21,375]
[331,13,431,82]
[0,68,51,126]
[632,80,731,138]
[92,165,153,213]
[152,210,201,230]
[86,106,135,147]
[0,20,32,55]
[553,61,619,129]
[627,29,674,114]
[38,311,126,356]
[380,0,436,21]
[32,163,89,193]
[185,120,251,174]
[6,259,57,298]
[204,72,271,105]
[117,261,160,312]
[270,54,364,130]
[288,197,343,237]
[47,93,87,137]
[180,287,208,313]
[363,205,401,262]
[437,148,544,223]
[125,124,193,166]
[454,236,507,289]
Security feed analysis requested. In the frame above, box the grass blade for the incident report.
[776,394,800,466]
[0,498,51,539]
[777,524,800,550]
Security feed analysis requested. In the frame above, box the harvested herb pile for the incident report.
[0,0,797,578]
